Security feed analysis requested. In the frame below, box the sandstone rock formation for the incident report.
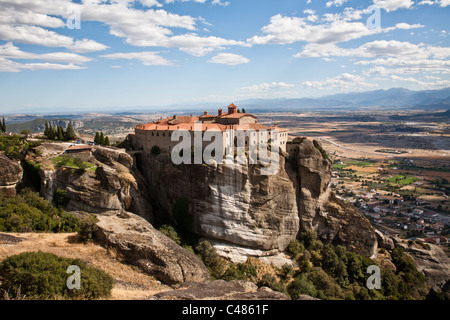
[0,153,23,197]
[137,137,378,260]
[139,152,300,259]
[404,243,450,289]
[95,211,210,285]
[150,280,289,300]
[287,138,378,258]
[38,146,152,221]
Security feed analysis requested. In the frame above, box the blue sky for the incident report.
[0,0,449,113]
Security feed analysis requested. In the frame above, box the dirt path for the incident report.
[0,232,170,300]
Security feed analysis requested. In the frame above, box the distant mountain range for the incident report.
[235,87,450,112]
[4,87,450,120]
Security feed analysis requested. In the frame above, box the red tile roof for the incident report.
[67,145,92,151]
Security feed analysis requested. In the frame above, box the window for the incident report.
[157,132,159,136]
[152,132,154,136]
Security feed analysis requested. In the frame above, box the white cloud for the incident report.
[295,40,450,76]
[418,0,450,6]
[326,0,348,7]
[239,82,294,92]
[0,0,242,59]
[0,24,108,52]
[373,0,414,12]
[0,57,85,72]
[208,53,249,65]
[100,51,173,66]
[395,23,425,29]
[0,42,92,64]
[303,73,374,90]
[247,14,376,46]
[211,0,230,6]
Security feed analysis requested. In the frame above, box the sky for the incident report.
[0,0,449,113]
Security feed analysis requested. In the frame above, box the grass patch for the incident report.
[387,175,420,185]
[346,160,376,167]
[52,155,96,171]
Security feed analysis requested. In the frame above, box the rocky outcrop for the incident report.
[0,153,23,197]
[287,138,378,258]
[375,230,395,250]
[404,244,450,289]
[150,280,289,300]
[140,152,300,258]
[94,211,210,285]
[137,137,378,260]
[38,146,152,221]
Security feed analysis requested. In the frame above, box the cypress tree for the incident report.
[65,123,76,140]
[2,116,6,133]
[48,123,55,139]
[44,121,49,138]
[104,136,110,146]
[99,132,105,145]
[242,108,246,113]
[57,125,64,140]
[94,131,100,144]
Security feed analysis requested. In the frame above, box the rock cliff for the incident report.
[287,138,378,258]
[38,146,152,221]
[33,138,378,266]
[95,211,210,285]
[0,152,23,197]
[137,137,378,260]
[150,280,289,300]
[139,152,300,260]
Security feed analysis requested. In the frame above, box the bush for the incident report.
[151,145,161,156]
[287,274,318,300]
[77,215,99,244]
[286,239,304,257]
[158,224,181,245]
[53,189,69,209]
[195,240,226,279]
[0,251,113,300]
[0,189,80,233]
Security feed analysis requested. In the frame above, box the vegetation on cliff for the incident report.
[160,219,428,300]
[0,251,113,300]
[0,188,80,233]
[0,135,41,161]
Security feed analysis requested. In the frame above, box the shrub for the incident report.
[0,251,113,300]
[77,215,99,244]
[287,274,318,299]
[0,189,79,233]
[53,189,69,209]
[151,145,160,156]
[158,224,181,245]
[286,239,304,257]
[195,240,226,279]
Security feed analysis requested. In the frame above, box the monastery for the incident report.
[132,104,289,156]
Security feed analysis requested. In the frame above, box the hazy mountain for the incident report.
[238,87,450,112]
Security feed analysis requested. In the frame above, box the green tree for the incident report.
[57,125,64,140]
[65,123,76,140]
[1,116,6,133]
[48,123,56,139]
[242,108,246,113]
[44,121,49,137]
[104,136,110,146]
[99,132,105,145]
[94,132,100,144]
[287,273,318,299]
[195,240,226,279]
